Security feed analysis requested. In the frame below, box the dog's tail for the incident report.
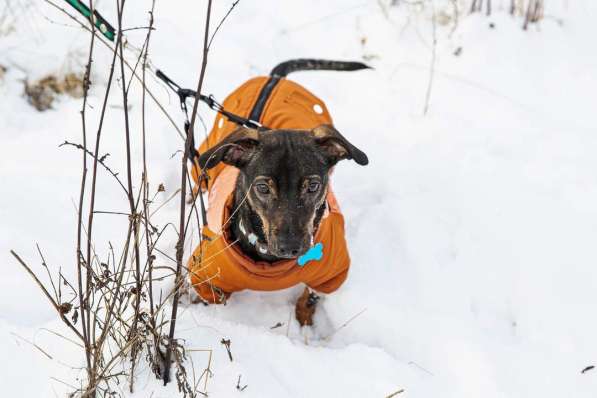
[270,59,371,78]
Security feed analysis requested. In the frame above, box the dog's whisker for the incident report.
[216,181,254,234]
[198,182,253,253]
[194,238,240,265]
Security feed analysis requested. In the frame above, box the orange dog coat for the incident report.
[188,77,350,303]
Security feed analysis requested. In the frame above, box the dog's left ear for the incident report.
[311,124,369,166]
[198,127,261,170]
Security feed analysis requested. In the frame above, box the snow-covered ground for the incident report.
[2,0,597,396]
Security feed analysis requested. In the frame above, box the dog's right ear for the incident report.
[198,127,260,170]
[311,124,369,166]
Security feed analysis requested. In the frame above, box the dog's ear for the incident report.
[198,127,260,170]
[311,124,369,166]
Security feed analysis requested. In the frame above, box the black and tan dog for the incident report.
[188,59,369,325]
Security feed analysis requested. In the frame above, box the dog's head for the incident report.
[198,125,368,259]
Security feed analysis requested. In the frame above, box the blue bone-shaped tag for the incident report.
[297,242,323,267]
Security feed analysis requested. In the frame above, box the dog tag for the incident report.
[297,243,323,267]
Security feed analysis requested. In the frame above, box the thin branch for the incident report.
[59,140,128,196]
[10,250,85,342]
[75,0,97,378]
[114,0,149,391]
[423,0,437,116]
[207,0,240,50]
[139,0,164,380]
[164,0,213,385]
[84,6,124,380]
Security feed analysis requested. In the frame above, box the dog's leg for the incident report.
[295,287,320,327]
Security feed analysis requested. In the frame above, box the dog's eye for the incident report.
[307,181,320,193]
[255,183,271,195]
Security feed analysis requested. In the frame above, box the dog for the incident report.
[188,59,369,326]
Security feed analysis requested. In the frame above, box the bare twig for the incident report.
[207,0,240,50]
[323,308,367,341]
[386,388,405,398]
[138,0,164,383]
[10,250,85,342]
[11,332,53,360]
[75,0,97,379]
[163,0,213,385]
[59,141,128,195]
[36,243,58,302]
[423,0,437,116]
[112,0,146,391]
[83,2,123,384]
[236,374,248,391]
[221,338,233,362]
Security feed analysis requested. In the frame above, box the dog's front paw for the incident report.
[295,287,320,327]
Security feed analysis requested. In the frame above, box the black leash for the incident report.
[156,69,263,134]
[156,69,230,227]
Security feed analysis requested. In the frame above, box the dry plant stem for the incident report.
[36,244,58,302]
[94,251,125,335]
[385,388,405,398]
[423,0,437,116]
[524,0,533,29]
[80,336,141,398]
[60,141,129,195]
[184,171,204,242]
[85,9,123,376]
[449,0,459,37]
[76,0,96,378]
[88,224,132,395]
[114,0,144,391]
[11,332,53,360]
[207,0,240,50]
[140,0,163,377]
[10,251,85,343]
[142,4,156,321]
[323,308,367,341]
[89,222,137,393]
[39,327,84,348]
[81,2,127,391]
[470,0,477,13]
[523,0,543,30]
[163,0,213,385]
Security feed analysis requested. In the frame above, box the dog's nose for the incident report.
[277,242,302,257]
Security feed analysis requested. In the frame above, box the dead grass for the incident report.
[24,72,85,111]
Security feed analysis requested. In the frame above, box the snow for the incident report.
[2,0,597,397]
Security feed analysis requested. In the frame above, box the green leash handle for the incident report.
[64,0,115,41]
